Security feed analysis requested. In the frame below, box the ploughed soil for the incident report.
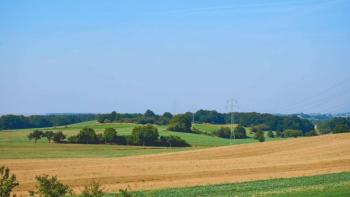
[2,133,350,196]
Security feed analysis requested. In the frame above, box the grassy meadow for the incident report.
[0,121,282,159]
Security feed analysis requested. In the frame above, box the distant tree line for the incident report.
[97,110,314,134]
[97,110,173,125]
[318,117,350,134]
[0,114,97,130]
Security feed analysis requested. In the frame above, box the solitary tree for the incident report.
[0,166,19,197]
[132,125,159,146]
[255,130,265,142]
[77,128,98,144]
[43,131,55,143]
[28,130,44,143]
[104,128,117,143]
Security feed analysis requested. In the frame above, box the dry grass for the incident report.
[2,133,350,196]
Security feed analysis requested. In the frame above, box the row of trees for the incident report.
[0,114,96,130]
[28,130,66,143]
[0,165,132,197]
[28,125,190,147]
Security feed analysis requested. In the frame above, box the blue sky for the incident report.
[1,0,350,114]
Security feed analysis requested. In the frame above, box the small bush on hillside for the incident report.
[255,130,265,142]
[305,130,318,137]
[30,175,72,197]
[283,129,303,138]
[131,125,159,146]
[214,127,231,138]
[160,135,190,147]
[275,131,283,137]
[0,166,19,197]
[80,181,105,197]
[234,125,247,139]
[67,135,78,143]
[167,115,192,132]
[267,131,274,138]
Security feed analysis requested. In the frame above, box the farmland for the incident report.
[0,121,279,159]
[1,131,349,196]
[123,172,350,197]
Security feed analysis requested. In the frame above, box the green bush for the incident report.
[283,129,303,138]
[131,125,159,146]
[0,166,19,197]
[267,131,274,138]
[167,115,192,132]
[53,131,66,143]
[77,128,99,144]
[30,175,71,197]
[255,130,265,142]
[234,125,247,139]
[213,127,231,138]
[305,130,318,137]
[80,181,105,197]
[160,135,190,147]
[103,128,117,143]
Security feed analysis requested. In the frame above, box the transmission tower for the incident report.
[227,99,239,145]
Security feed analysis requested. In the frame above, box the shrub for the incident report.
[167,115,192,132]
[255,130,265,142]
[283,129,303,138]
[160,135,190,147]
[30,175,71,197]
[104,128,117,143]
[276,130,283,137]
[234,125,247,139]
[67,135,78,143]
[28,130,44,143]
[0,166,19,197]
[305,130,318,137]
[214,127,231,138]
[131,125,159,146]
[267,131,274,138]
[80,181,105,197]
[53,131,66,143]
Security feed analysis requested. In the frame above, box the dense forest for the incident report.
[317,117,350,134]
[0,114,96,130]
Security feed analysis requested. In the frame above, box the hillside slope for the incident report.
[2,133,350,195]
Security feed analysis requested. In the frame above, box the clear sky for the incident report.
[1,0,350,115]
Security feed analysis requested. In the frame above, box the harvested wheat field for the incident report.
[2,133,350,196]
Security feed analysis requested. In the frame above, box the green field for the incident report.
[0,121,282,159]
[111,172,350,197]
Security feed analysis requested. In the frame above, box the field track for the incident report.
[2,133,350,195]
